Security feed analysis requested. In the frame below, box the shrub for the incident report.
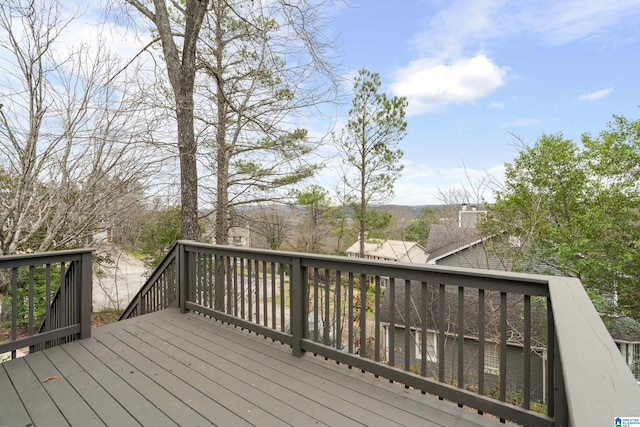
[1,264,62,328]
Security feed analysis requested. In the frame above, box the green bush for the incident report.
[1,264,62,328]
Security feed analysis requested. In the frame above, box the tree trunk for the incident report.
[359,136,367,258]
[176,71,199,241]
[214,6,228,246]
[144,0,209,241]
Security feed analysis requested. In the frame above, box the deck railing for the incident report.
[0,249,93,360]
[122,241,640,426]
[119,242,178,319]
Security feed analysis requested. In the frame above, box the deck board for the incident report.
[129,315,373,426]
[110,322,314,426]
[61,340,178,426]
[166,311,482,426]
[1,308,506,427]
[43,346,139,426]
[78,335,212,426]
[0,361,32,427]
[23,351,104,426]
[95,326,253,426]
[3,356,69,426]
[150,310,436,427]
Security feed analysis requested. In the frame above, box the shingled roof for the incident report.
[605,315,640,342]
[424,224,487,263]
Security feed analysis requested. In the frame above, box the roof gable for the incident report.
[345,239,427,263]
[424,224,486,263]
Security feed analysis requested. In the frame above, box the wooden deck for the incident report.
[1,308,505,426]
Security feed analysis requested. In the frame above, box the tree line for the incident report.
[479,116,640,321]
[0,0,406,259]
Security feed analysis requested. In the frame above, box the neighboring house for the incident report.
[425,204,504,269]
[346,239,428,264]
[92,219,113,243]
[607,315,640,380]
[419,204,640,382]
[228,227,250,247]
[424,224,493,267]
[380,279,548,403]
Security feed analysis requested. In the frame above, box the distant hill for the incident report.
[370,204,441,222]
[226,204,439,217]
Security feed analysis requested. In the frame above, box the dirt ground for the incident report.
[91,309,124,327]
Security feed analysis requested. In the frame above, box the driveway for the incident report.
[93,246,146,311]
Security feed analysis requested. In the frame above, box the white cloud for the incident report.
[577,88,613,102]
[392,0,640,115]
[389,55,509,115]
[412,0,640,54]
[411,0,508,59]
[529,1,640,45]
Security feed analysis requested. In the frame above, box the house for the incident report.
[380,279,548,403]
[419,204,640,381]
[424,204,510,269]
[607,315,640,380]
[346,239,428,264]
[424,223,491,267]
[92,218,114,243]
[228,226,250,247]
[200,222,250,247]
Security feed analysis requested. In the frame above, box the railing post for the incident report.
[290,256,305,357]
[178,242,188,313]
[79,251,92,340]
[215,254,225,311]
[138,293,144,316]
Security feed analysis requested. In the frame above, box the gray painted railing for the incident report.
[122,241,640,426]
[119,242,178,320]
[0,249,93,360]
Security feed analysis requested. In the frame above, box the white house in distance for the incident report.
[228,226,250,247]
[346,239,428,264]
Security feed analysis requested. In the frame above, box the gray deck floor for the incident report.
[1,308,505,426]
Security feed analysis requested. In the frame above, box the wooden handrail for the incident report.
[549,277,640,426]
[0,249,93,359]
[119,242,179,320]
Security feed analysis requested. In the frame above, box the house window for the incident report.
[619,342,640,380]
[484,342,500,374]
[415,330,437,363]
[633,344,640,378]
[380,277,390,289]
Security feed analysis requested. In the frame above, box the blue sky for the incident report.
[322,0,640,204]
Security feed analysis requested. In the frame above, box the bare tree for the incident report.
[124,0,209,240]
[249,204,287,250]
[123,0,341,244]
[437,163,491,225]
[0,0,160,255]
[194,0,340,244]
